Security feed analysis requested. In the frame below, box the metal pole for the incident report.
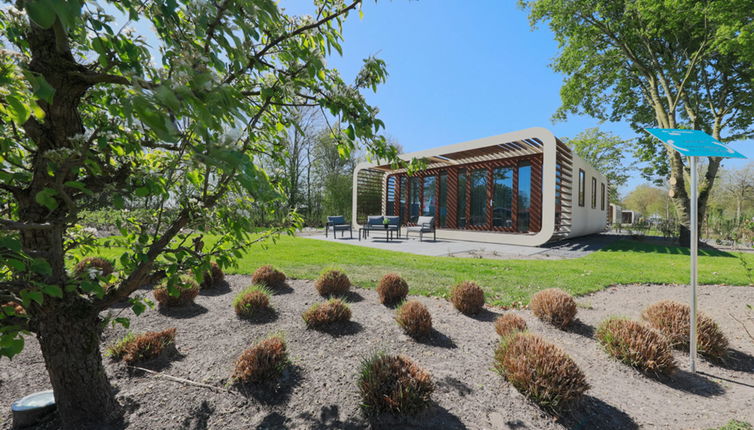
[689,156,698,373]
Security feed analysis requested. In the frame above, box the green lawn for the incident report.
[94,235,754,306]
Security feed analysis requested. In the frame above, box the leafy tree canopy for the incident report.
[564,127,633,202]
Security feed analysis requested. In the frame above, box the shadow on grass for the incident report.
[658,369,725,396]
[157,303,209,319]
[236,365,302,406]
[415,328,457,349]
[603,239,735,258]
[563,395,639,430]
[199,280,231,296]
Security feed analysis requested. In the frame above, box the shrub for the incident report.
[376,273,408,306]
[450,281,485,315]
[530,288,577,329]
[596,317,676,375]
[74,256,114,278]
[314,269,351,296]
[395,301,432,338]
[107,328,177,364]
[153,275,200,307]
[494,332,588,411]
[358,352,434,415]
[1,301,25,316]
[233,285,273,318]
[495,313,527,338]
[198,261,224,289]
[706,421,754,430]
[251,265,286,289]
[232,335,288,384]
[642,300,729,359]
[302,298,351,328]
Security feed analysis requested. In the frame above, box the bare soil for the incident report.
[1,278,753,430]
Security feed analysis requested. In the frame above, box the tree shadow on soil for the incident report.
[313,321,363,337]
[366,403,467,429]
[416,328,457,349]
[181,400,214,430]
[157,303,209,319]
[468,308,500,322]
[294,405,368,429]
[562,395,639,430]
[566,320,595,338]
[199,281,231,296]
[658,369,725,396]
[236,365,302,406]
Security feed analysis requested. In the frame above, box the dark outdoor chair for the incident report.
[406,216,436,242]
[326,215,352,239]
[385,216,401,239]
[359,215,384,240]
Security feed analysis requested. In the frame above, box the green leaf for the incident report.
[30,258,52,276]
[5,259,25,271]
[25,0,57,29]
[114,317,130,329]
[49,0,82,30]
[0,236,22,252]
[113,194,125,209]
[26,74,56,104]
[0,335,24,359]
[64,181,93,196]
[35,188,58,210]
[41,284,63,298]
[134,186,150,197]
[6,96,30,124]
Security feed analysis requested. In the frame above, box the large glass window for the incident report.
[438,172,448,227]
[601,182,606,210]
[591,177,597,209]
[422,176,436,218]
[578,169,585,207]
[517,162,531,232]
[409,177,420,223]
[492,167,514,228]
[399,176,407,224]
[470,169,487,226]
[457,169,467,227]
[386,176,396,216]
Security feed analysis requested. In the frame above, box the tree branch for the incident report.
[0,219,54,231]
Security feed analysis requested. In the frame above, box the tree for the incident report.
[718,162,754,221]
[622,184,671,218]
[522,0,754,245]
[564,127,632,203]
[0,1,402,428]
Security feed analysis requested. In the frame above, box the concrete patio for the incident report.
[302,230,621,260]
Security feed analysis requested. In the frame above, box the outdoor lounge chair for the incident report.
[326,215,352,239]
[406,216,436,242]
[385,216,401,239]
[359,215,385,240]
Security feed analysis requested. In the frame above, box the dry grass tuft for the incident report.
[495,313,527,338]
[153,275,200,307]
[314,269,351,296]
[642,300,729,359]
[198,261,224,289]
[494,332,588,411]
[302,298,351,328]
[358,352,434,415]
[251,265,287,289]
[233,285,273,318]
[450,281,485,315]
[530,288,577,329]
[107,328,177,364]
[395,301,432,338]
[74,257,114,278]
[233,335,289,384]
[596,317,676,375]
[376,273,409,306]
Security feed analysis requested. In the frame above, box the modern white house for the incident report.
[352,127,609,246]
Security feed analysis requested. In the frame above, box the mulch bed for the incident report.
[1,277,753,429]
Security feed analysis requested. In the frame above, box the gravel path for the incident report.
[1,278,753,429]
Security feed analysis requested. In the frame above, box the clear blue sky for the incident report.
[283,0,752,195]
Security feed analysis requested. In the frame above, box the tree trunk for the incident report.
[36,306,119,429]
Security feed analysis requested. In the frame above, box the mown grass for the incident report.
[89,234,754,306]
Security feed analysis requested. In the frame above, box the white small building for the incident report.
[352,127,609,246]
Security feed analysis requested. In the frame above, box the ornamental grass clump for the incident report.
[495,313,527,338]
[642,300,729,359]
[596,317,676,375]
[358,352,434,416]
[530,288,577,329]
[153,275,200,307]
[198,261,224,289]
[395,301,432,338]
[232,335,289,384]
[233,285,273,319]
[302,298,351,328]
[107,328,177,364]
[450,281,485,315]
[376,273,408,306]
[251,265,286,289]
[314,269,351,296]
[74,256,114,278]
[494,332,588,411]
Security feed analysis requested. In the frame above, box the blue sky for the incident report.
[282,0,753,195]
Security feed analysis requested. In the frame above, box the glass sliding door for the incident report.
[438,172,448,227]
[409,177,420,223]
[492,167,514,229]
[457,169,467,227]
[422,176,436,219]
[517,162,531,232]
[469,169,487,227]
[399,176,407,224]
